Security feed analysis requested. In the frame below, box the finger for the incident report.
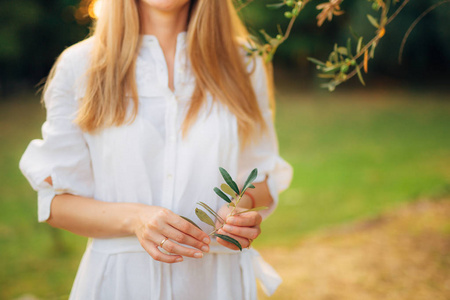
[161,239,204,259]
[226,212,262,227]
[160,224,210,253]
[168,214,211,244]
[145,229,206,258]
[222,224,260,241]
[140,240,183,263]
[216,229,251,250]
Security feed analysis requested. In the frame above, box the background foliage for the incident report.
[1,0,450,96]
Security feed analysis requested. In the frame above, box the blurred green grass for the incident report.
[0,89,449,299]
[260,88,450,247]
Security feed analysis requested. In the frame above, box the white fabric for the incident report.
[19,32,293,300]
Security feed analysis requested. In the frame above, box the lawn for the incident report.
[260,88,450,246]
[0,88,449,299]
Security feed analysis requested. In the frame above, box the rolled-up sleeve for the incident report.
[237,56,293,219]
[19,50,94,222]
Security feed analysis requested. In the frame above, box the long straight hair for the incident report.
[46,0,274,146]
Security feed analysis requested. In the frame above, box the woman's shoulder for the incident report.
[57,37,95,75]
[61,37,94,60]
[51,38,94,97]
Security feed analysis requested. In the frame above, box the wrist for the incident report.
[121,203,146,236]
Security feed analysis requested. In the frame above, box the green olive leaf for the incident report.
[357,36,363,53]
[322,65,340,73]
[346,38,353,57]
[214,233,242,251]
[367,14,380,28]
[195,208,216,229]
[266,3,285,9]
[197,202,224,224]
[214,187,231,203]
[356,64,366,86]
[337,47,348,56]
[241,168,258,195]
[180,216,202,230]
[370,41,377,59]
[221,184,236,198]
[219,167,240,195]
[307,57,326,67]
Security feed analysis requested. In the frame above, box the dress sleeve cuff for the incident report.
[37,187,56,222]
[258,175,278,220]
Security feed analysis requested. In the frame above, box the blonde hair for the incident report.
[47,0,274,146]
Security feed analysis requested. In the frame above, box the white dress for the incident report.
[19,32,293,300]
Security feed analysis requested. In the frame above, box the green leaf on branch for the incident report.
[370,41,377,59]
[307,57,326,67]
[367,14,380,28]
[197,202,224,224]
[266,3,285,9]
[221,184,236,198]
[346,38,353,57]
[219,167,240,195]
[214,233,242,251]
[195,208,216,228]
[357,37,363,53]
[322,65,341,73]
[337,47,348,56]
[356,64,366,86]
[242,168,258,194]
[214,187,231,203]
[318,73,337,79]
[180,216,202,230]
[259,29,273,43]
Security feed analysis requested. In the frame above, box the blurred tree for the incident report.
[240,0,450,88]
[0,0,449,97]
[0,0,89,97]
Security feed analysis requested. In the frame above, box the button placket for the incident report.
[173,33,187,95]
[162,94,178,209]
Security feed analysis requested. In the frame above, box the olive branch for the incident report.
[236,0,448,91]
[181,167,267,251]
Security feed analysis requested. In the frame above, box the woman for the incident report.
[19,0,293,299]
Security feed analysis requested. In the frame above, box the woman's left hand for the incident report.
[215,204,262,250]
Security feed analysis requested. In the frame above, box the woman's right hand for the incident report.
[134,205,211,263]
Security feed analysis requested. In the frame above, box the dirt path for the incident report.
[257,199,450,300]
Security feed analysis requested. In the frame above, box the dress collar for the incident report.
[140,31,187,49]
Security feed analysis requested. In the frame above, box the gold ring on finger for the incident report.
[159,237,169,248]
[247,238,253,249]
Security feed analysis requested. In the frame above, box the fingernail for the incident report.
[203,237,210,244]
[201,245,209,252]
[227,217,235,224]
[223,225,233,232]
[194,252,203,258]
[176,257,183,262]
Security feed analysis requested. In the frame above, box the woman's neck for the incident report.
[138,3,190,54]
